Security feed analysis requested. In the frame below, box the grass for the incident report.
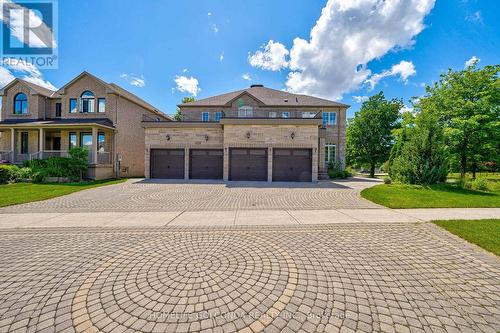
[361,183,500,208]
[0,179,127,208]
[433,219,500,256]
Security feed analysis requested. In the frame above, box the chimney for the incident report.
[250,84,264,88]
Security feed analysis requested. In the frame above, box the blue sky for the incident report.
[1,0,498,118]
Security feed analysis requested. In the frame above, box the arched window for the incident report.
[80,91,95,113]
[14,93,28,114]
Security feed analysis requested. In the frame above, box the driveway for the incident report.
[0,223,498,332]
[0,178,382,213]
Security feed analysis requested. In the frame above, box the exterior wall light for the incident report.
[205,135,209,141]
[290,132,295,139]
[246,132,251,139]
[166,134,170,141]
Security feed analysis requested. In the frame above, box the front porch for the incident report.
[0,123,115,180]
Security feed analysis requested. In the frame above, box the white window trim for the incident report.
[323,111,337,125]
[269,111,277,118]
[325,144,336,164]
[238,106,253,118]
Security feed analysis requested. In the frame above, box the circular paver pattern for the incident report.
[0,223,498,332]
[0,178,382,213]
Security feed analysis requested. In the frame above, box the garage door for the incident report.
[273,149,312,182]
[189,149,223,179]
[150,149,185,179]
[229,148,268,181]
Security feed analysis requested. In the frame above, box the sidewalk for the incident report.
[0,208,498,228]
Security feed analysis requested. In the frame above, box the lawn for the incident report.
[361,183,500,208]
[433,219,500,256]
[0,179,127,208]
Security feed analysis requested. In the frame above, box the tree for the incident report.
[346,92,402,177]
[420,62,499,179]
[174,96,195,121]
[389,109,448,185]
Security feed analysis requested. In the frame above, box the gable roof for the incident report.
[0,78,60,98]
[179,85,349,108]
[57,71,170,120]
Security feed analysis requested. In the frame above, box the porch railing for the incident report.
[42,150,69,158]
[0,151,13,162]
[97,151,111,165]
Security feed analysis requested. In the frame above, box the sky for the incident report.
[0,0,498,118]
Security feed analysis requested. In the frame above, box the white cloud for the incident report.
[248,40,289,71]
[466,11,483,23]
[212,24,219,33]
[400,104,414,114]
[0,66,15,88]
[219,52,224,62]
[365,60,416,90]
[465,56,480,67]
[250,0,434,100]
[1,58,56,90]
[182,68,188,73]
[120,73,145,87]
[174,75,200,96]
[352,95,369,103]
[0,0,57,48]
[207,12,212,16]
[242,73,252,81]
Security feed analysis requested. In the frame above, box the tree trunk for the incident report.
[370,163,375,178]
[472,161,477,180]
[460,153,467,180]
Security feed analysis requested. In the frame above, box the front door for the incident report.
[53,137,61,151]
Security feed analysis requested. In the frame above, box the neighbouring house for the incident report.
[0,72,170,179]
[143,84,348,182]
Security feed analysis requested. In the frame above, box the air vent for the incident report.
[250,84,264,88]
[284,99,288,102]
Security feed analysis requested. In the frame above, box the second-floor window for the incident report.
[98,98,106,113]
[215,112,222,122]
[269,112,277,118]
[81,91,95,113]
[302,112,316,118]
[55,103,62,117]
[202,112,209,122]
[14,93,28,114]
[322,112,337,126]
[282,112,290,118]
[238,106,253,118]
[69,99,77,113]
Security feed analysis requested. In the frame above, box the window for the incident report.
[215,112,222,122]
[98,98,106,113]
[80,133,93,150]
[14,93,28,114]
[20,132,29,154]
[80,91,95,113]
[55,103,62,117]
[69,132,77,148]
[282,112,290,118]
[98,132,106,151]
[69,99,77,113]
[269,111,277,118]
[238,106,253,118]
[322,112,337,126]
[202,112,209,122]
[302,112,316,118]
[325,144,336,164]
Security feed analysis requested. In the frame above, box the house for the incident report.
[0,72,170,179]
[143,84,348,182]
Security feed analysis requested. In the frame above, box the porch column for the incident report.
[39,128,44,158]
[10,128,15,161]
[92,127,98,164]
[267,147,273,182]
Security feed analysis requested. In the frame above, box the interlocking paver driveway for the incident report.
[0,178,382,213]
[0,223,499,333]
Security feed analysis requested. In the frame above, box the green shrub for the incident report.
[471,179,490,191]
[383,177,391,184]
[0,165,20,184]
[328,161,351,179]
[25,147,89,183]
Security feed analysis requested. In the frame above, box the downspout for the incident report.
[114,94,120,178]
[337,107,341,166]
